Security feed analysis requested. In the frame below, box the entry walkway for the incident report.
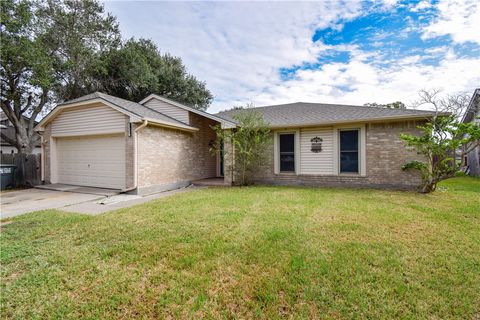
[192,178,228,187]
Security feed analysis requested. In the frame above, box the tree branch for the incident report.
[0,100,17,124]
[20,94,33,114]
[0,131,17,147]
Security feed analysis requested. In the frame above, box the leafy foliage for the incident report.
[1,0,212,153]
[400,90,480,193]
[95,39,212,110]
[212,109,271,185]
[0,0,120,152]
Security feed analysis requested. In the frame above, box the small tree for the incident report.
[212,109,271,186]
[400,89,480,193]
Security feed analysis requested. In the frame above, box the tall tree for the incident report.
[1,0,213,153]
[37,0,121,100]
[0,0,120,153]
[95,39,213,110]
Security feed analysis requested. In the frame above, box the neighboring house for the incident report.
[35,91,439,193]
[461,88,480,176]
[0,112,41,154]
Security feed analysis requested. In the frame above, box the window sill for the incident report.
[338,172,363,177]
[276,172,297,176]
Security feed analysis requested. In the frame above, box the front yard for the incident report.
[1,177,479,319]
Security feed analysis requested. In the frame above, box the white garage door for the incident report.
[56,135,126,189]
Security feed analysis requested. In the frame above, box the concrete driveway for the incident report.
[0,189,103,218]
[1,186,198,218]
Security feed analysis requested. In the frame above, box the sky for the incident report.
[103,0,480,113]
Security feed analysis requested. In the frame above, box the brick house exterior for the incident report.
[37,92,233,194]
[36,92,438,193]
[236,120,425,190]
[135,113,218,194]
[218,103,442,191]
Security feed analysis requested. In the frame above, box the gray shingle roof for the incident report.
[60,92,192,127]
[216,102,441,127]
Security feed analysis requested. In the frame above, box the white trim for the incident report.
[332,128,339,174]
[139,94,237,129]
[273,132,279,174]
[274,129,300,175]
[295,130,300,174]
[142,117,199,132]
[40,135,45,181]
[50,137,57,183]
[334,124,366,176]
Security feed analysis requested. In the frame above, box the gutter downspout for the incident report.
[122,120,148,193]
[40,133,46,183]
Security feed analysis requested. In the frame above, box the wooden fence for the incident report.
[1,153,41,187]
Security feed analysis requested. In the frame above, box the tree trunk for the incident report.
[420,181,436,193]
[13,119,36,154]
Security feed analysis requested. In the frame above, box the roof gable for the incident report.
[139,94,236,129]
[35,92,198,132]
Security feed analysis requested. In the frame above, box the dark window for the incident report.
[340,130,359,173]
[279,134,295,172]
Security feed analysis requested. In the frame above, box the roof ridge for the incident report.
[217,101,437,114]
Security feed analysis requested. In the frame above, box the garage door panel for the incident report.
[56,135,126,189]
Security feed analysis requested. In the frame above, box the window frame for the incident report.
[338,129,360,174]
[274,130,300,175]
[279,133,296,173]
[333,124,366,176]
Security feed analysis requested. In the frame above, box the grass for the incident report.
[1,177,479,319]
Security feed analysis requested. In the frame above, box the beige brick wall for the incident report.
[365,121,424,187]
[246,120,425,190]
[124,119,135,189]
[137,112,217,191]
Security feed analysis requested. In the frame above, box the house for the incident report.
[461,88,480,176]
[35,92,235,194]
[217,102,440,189]
[0,112,41,154]
[35,92,439,193]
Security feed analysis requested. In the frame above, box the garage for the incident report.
[36,92,207,193]
[56,135,126,189]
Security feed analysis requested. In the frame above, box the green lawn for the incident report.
[1,178,479,319]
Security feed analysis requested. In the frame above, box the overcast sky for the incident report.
[103,0,480,113]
